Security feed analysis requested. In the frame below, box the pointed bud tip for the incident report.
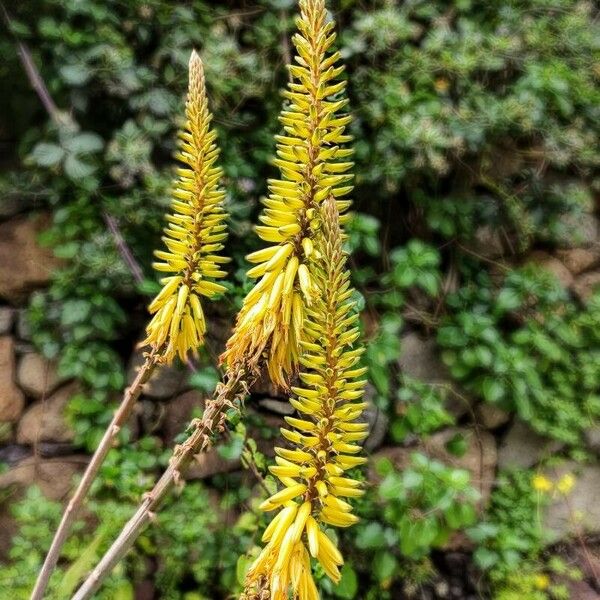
[189,49,203,68]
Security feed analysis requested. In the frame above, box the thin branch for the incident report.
[30,350,160,600]
[0,2,61,123]
[102,212,145,285]
[71,362,257,600]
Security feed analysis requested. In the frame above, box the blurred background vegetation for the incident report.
[0,0,599,598]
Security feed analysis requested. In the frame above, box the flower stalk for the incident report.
[222,0,354,388]
[71,362,254,600]
[241,196,368,600]
[30,50,228,600]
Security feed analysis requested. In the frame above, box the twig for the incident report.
[71,362,256,600]
[102,212,145,285]
[30,350,160,600]
[0,2,61,123]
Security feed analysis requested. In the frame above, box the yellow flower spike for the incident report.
[243,197,366,600]
[222,0,354,388]
[142,50,228,364]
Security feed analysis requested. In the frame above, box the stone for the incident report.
[0,455,87,500]
[526,251,573,288]
[16,352,63,398]
[0,444,31,466]
[17,381,78,444]
[556,248,599,275]
[0,192,33,218]
[0,306,14,334]
[398,332,472,418]
[584,427,600,455]
[258,398,294,416]
[399,332,450,382]
[0,336,25,423]
[572,271,600,303]
[16,309,32,341]
[359,400,388,452]
[562,581,598,600]
[557,213,600,249]
[0,422,12,443]
[544,462,600,541]
[0,214,61,304]
[372,427,497,508]
[162,390,205,444]
[475,404,511,430]
[137,399,163,436]
[128,351,187,399]
[187,447,241,479]
[498,421,563,470]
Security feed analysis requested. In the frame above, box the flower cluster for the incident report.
[242,197,367,600]
[143,51,229,363]
[221,0,354,387]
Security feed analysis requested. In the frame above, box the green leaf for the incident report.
[379,473,403,500]
[374,551,397,583]
[64,154,96,179]
[236,554,253,586]
[334,564,358,599]
[481,377,504,403]
[59,63,92,85]
[65,132,104,154]
[30,142,65,167]
[57,529,106,596]
[355,522,385,549]
[189,367,219,393]
[496,288,521,312]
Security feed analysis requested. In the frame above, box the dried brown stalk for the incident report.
[70,361,256,600]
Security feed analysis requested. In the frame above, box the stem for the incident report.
[71,362,254,600]
[30,351,160,600]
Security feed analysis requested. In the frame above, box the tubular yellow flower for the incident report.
[242,196,367,600]
[142,50,229,364]
[221,0,353,387]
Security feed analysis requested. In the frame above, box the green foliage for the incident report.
[0,440,254,599]
[468,470,579,600]
[0,0,599,597]
[375,454,479,560]
[469,470,548,576]
[439,267,600,445]
[391,377,455,442]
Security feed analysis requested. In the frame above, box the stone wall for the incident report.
[0,199,599,598]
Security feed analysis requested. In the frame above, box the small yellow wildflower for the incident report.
[142,50,229,363]
[534,573,550,590]
[532,474,553,493]
[557,473,575,495]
